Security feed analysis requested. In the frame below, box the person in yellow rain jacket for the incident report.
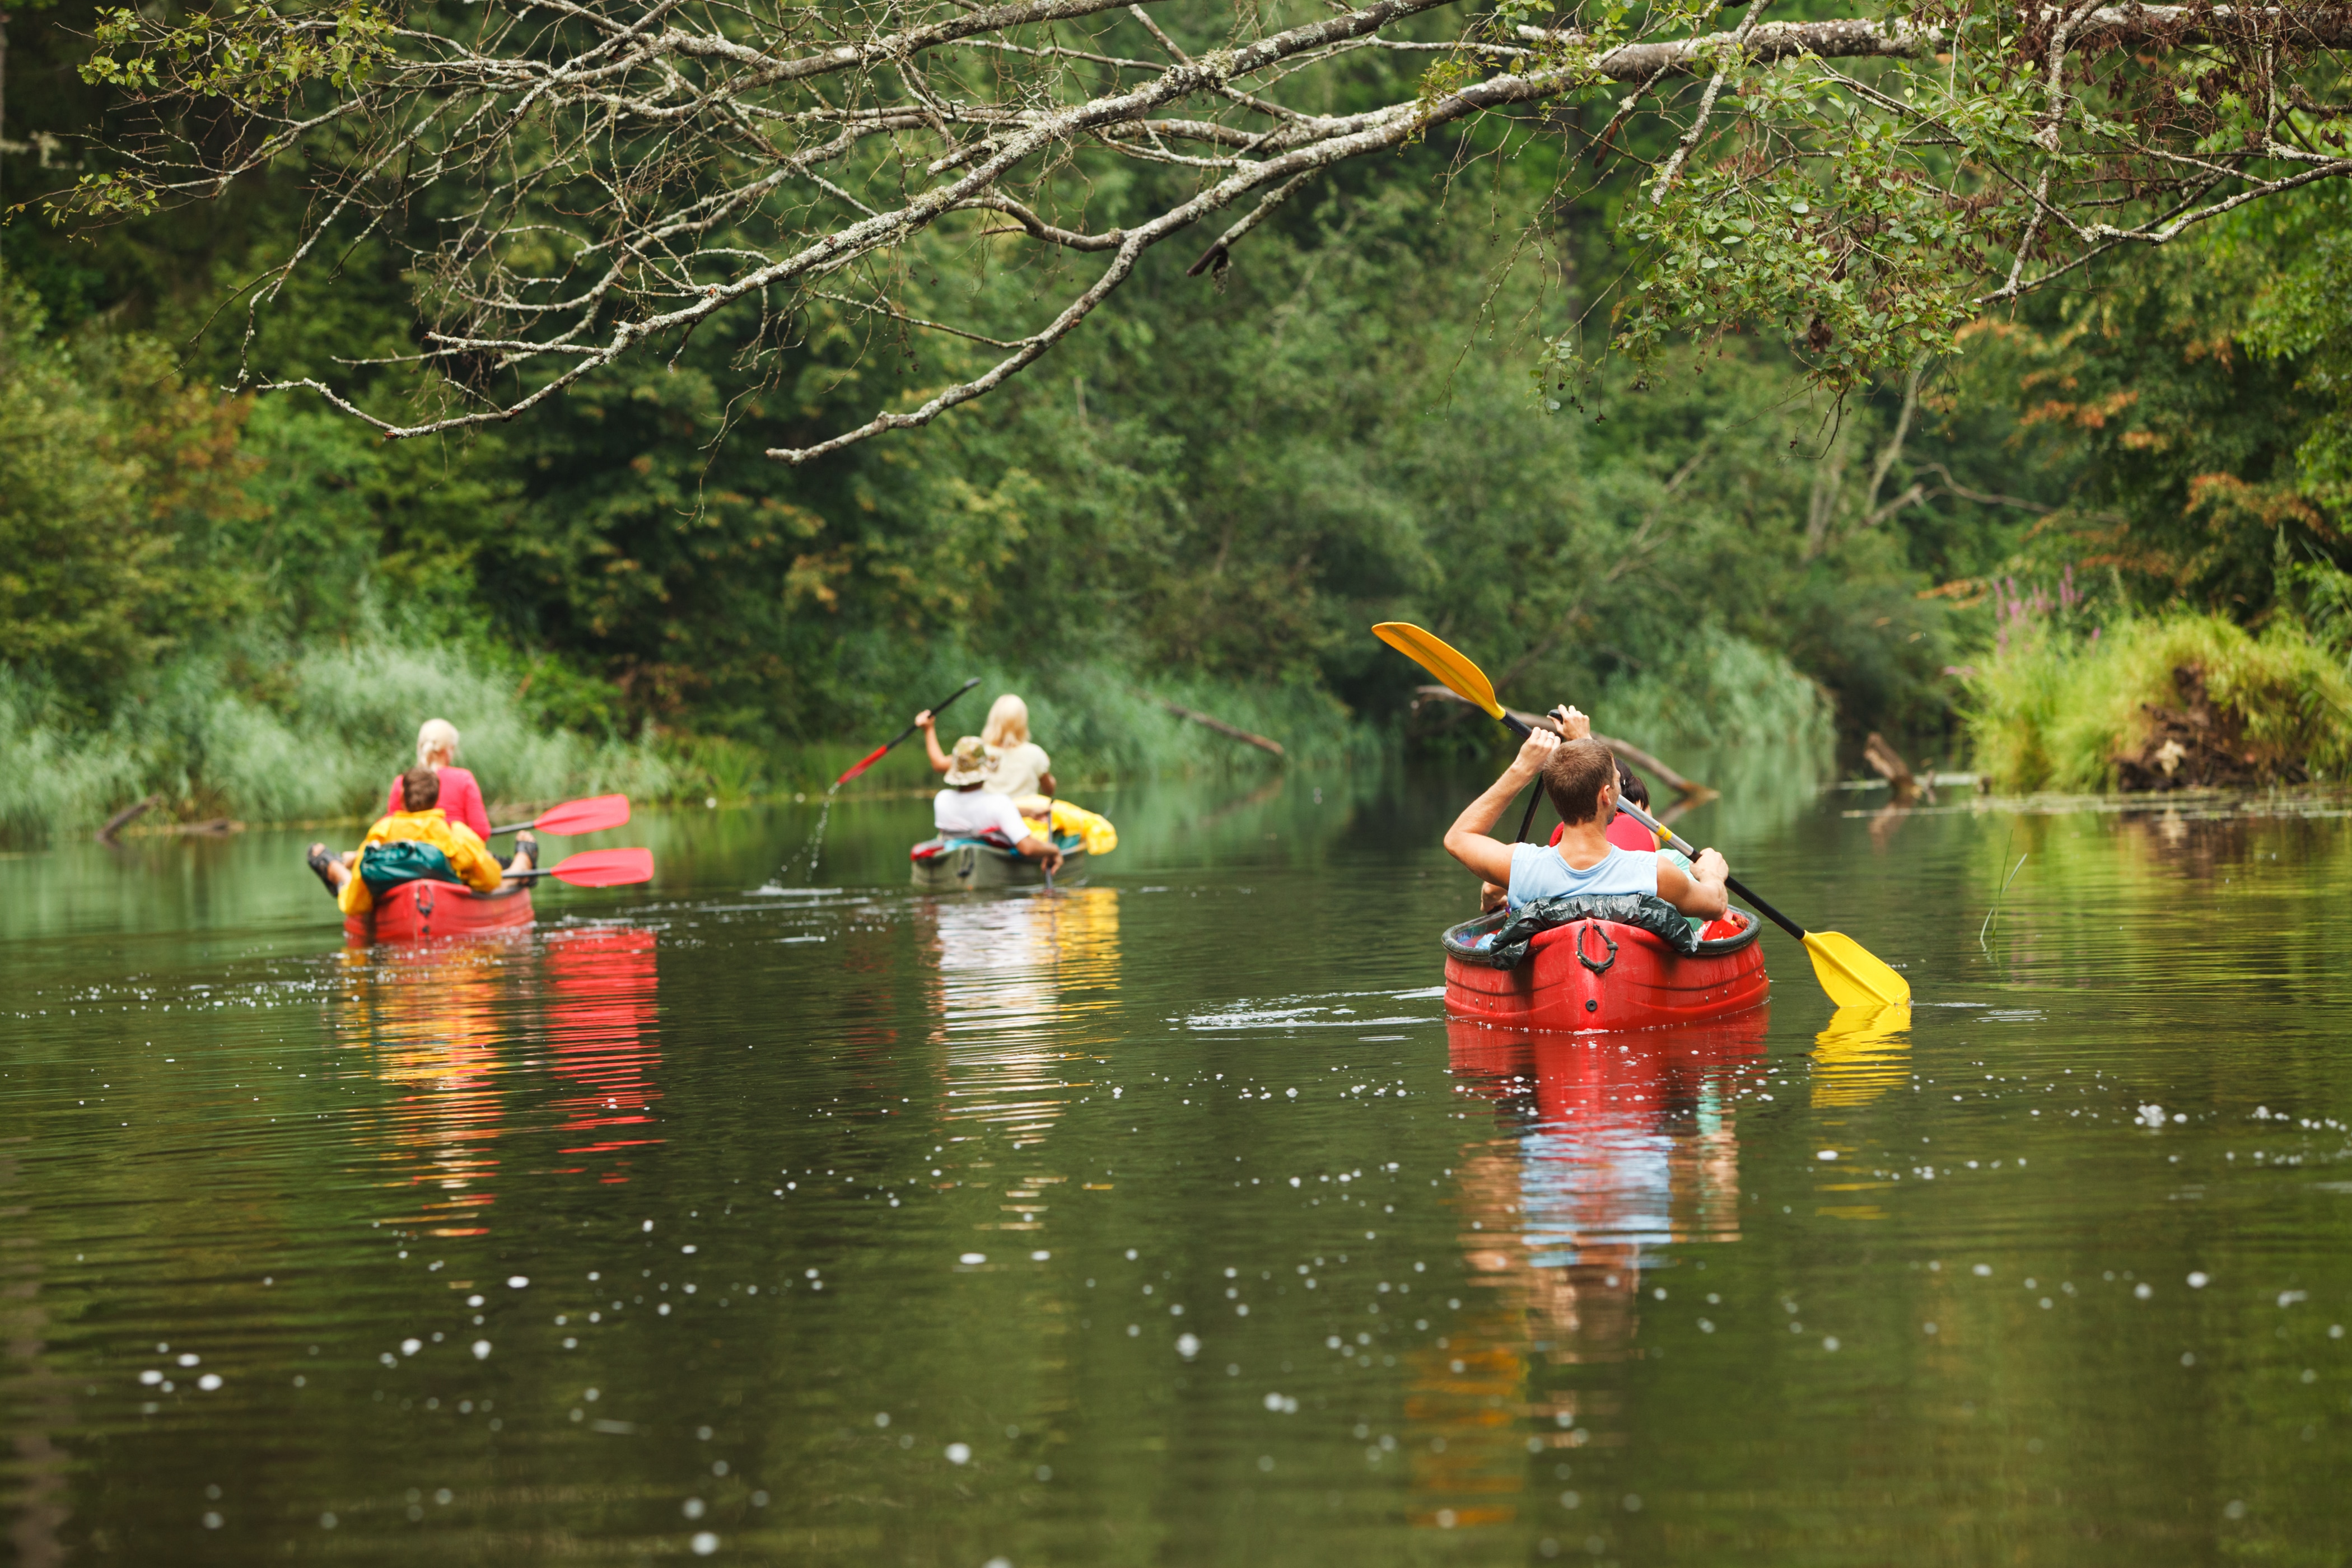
[305,766,533,916]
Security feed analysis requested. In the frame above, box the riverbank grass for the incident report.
[1966,613,2352,792]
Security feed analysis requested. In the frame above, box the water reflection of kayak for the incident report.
[909,834,1088,890]
[1441,907,1768,1033]
[343,879,534,944]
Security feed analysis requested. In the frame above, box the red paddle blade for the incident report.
[533,793,631,836]
[548,848,653,888]
[834,744,890,785]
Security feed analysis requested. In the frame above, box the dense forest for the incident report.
[6,0,2352,837]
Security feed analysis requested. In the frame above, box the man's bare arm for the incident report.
[1443,728,1560,887]
[1017,832,1065,874]
[1656,850,1730,920]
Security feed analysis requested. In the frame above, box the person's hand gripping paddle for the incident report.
[1370,621,1910,1008]
[836,678,982,786]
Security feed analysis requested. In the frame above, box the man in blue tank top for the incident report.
[1443,708,1730,918]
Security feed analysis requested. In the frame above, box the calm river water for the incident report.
[3,763,2349,1565]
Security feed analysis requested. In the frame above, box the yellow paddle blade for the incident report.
[1371,623,1504,720]
[1801,930,1912,1008]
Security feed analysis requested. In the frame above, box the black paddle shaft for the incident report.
[891,677,982,751]
[1611,794,1812,944]
[1500,711,1810,943]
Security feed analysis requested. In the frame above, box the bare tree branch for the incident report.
[54,0,2352,456]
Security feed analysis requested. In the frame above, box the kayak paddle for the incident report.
[1612,796,1908,1007]
[1370,620,1911,1009]
[507,848,655,887]
[491,793,631,837]
[836,678,981,785]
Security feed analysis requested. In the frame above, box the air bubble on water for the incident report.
[2188,1272,2210,1289]
[946,1443,972,1464]
[472,1340,492,1360]
[875,1412,891,1428]
[1030,1250,1050,1262]
[198,1374,222,1391]
[690,1532,719,1556]
[683,1499,706,1519]
[1972,1265,1992,1277]
[960,1253,986,1266]
[507,1276,529,1289]
[402,1340,421,1356]
[1177,1334,1201,1358]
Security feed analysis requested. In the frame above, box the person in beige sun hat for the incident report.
[931,736,1063,872]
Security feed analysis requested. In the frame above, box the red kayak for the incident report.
[345,880,534,944]
[1443,906,1769,1034]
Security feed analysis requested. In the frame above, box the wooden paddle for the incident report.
[836,678,982,785]
[491,794,631,837]
[1371,620,1911,1009]
[506,848,655,887]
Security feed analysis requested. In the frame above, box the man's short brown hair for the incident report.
[1542,738,1618,825]
[400,764,441,812]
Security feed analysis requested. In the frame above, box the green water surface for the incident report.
[2,768,2349,1565]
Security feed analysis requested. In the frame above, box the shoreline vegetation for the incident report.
[0,624,1838,843]
[12,6,2352,844]
[1963,610,2352,796]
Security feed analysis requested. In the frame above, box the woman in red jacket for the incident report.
[388,718,493,839]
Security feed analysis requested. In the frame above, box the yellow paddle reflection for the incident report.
[1810,1002,1914,1108]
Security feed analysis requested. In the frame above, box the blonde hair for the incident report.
[416,718,461,768]
[981,694,1030,748]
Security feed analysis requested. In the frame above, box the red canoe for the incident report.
[1443,907,1770,1034]
[344,880,535,944]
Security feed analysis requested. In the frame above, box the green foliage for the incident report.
[1609,108,1978,394]
[0,624,676,842]
[1963,612,2352,793]
[2242,184,2352,514]
[1599,636,1835,755]
[0,279,256,713]
[1949,240,2340,617]
[25,0,2327,827]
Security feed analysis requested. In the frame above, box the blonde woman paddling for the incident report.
[918,694,1056,801]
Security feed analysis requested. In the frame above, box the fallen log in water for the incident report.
[1863,732,1934,805]
[97,793,164,843]
[1139,693,1286,758]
